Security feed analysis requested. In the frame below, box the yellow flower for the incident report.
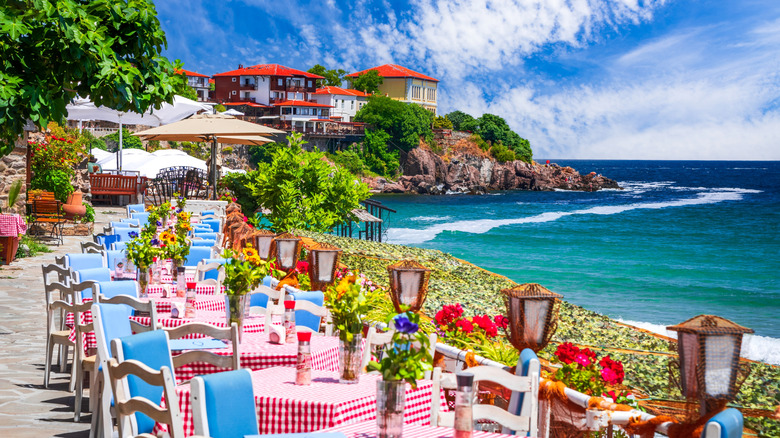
[243,247,259,259]
[246,255,262,266]
[336,277,351,297]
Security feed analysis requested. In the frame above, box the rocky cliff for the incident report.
[367,132,621,194]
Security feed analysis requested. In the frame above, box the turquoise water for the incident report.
[372,161,779,349]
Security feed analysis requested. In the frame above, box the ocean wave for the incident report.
[411,216,452,222]
[387,188,757,245]
[618,319,780,365]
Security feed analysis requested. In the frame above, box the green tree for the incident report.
[446,110,478,132]
[103,128,144,151]
[350,70,384,94]
[476,113,532,163]
[307,64,347,87]
[490,142,516,163]
[221,170,261,216]
[361,129,399,178]
[354,96,433,151]
[0,0,187,157]
[248,142,283,167]
[247,133,370,233]
[433,115,453,129]
[214,104,226,113]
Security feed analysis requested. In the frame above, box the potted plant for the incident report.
[367,311,433,438]
[222,245,276,342]
[0,179,25,264]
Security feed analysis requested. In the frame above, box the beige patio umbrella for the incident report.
[134,113,284,199]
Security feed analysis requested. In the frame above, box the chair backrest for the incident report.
[111,241,127,251]
[193,232,218,240]
[291,298,331,336]
[72,298,100,371]
[702,408,743,438]
[106,358,184,438]
[80,241,105,254]
[71,280,98,301]
[100,295,158,334]
[248,285,284,331]
[191,369,258,438]
[431,356,539,436]
[111,330,176,435]
[192,239,217,247]
[66,253,104,270]
[46,282,79,336]
[92,302,136,414]
[505,348,541,435]
[120,218,141,225]
[126,203,146,215]
[202,218,221,233]
[287,290,327,334]
[199,210,217,217]
[184,246,213,267]
[74,267,111,286]
[196,262,225,283]
[164,322,240,374]
[106,249,126,269]
[94,233,120,249]
[130,212,151,224]
[97,280,139,299]
[112,227,138,242]
[42,263,72,287]
[361,326,395,371]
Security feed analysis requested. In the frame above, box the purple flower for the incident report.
[128,231,139,239]
[156,220,162,226]
[393,314,418,334]
[150,238,160,246]
[176,208,183,213]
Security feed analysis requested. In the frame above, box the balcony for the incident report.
[226,96,256,103]
[239,83,257,90]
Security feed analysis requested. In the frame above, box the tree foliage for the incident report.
[307,64,347,87]
[0,0,186,156]
[104,128,144,151]
[355,96,433,151]
[247,142,283,167]
[361,129,399,178]
[446,111,532,163]
[350,70,384,94]
[433,115,453,129]
[446,110,479,132]
[247,133,370,233]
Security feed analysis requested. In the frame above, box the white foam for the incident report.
[411,216,453,222]
[387,188,759,245]
[618,319,780,365]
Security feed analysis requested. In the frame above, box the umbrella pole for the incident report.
[118,117,124,172]
[211,138,218,200]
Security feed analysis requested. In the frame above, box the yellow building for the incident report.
[346,64,439,114]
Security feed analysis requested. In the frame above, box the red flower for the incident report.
[574,353,592,368]
[494,314,509,329]
[435,303,464,326]
[599,355,624,385]
[471,314,498,337]
[456,319,473,334]
[554,342,580,365]
[295,260,309,274]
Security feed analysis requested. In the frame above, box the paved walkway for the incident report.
[0,207,124,437]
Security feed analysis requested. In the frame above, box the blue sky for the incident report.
[156,0,780,160]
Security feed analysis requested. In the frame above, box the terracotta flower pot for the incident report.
[62,191,86,220]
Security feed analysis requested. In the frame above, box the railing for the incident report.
[226,97,256,103]
[239,83,257,90]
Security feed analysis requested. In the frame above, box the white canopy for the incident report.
[96,149,152,173]
[136,150,207,178]
[66,95,208,170]
[90,148,112,161]
[222,108,244,116]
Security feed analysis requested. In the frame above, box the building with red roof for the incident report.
[346,64,439,114]
[311,86,370,122]
[178,69,211,101]
[212,63,324,106]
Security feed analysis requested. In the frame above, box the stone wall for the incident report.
[0,147,28,213]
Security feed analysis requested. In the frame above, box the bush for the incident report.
[221,146,233,154]
[330,148,368,176]
[471,134,490,151]
[16,235,52,259]
[433,115,453,129]
[361,129,399,178]
[248,142,282,167]
[29,123,82,202]
[178,141,208,160]
[490,142,516,163]
[79,129,106,151]
[220,171,261,215]
[81,202,95,223]
[354,96,433,151]
[103,127,143,151]
[147,140,162,152]
[214,104,226,113]
[31,169,73,201]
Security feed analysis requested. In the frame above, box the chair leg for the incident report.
[74,365,83,422]
[100,373,113,438]
[58,343,68,373]
[68,348,78,393]
[89,371,101,438]
[44,337,55,388]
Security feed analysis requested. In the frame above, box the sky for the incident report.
[155,0,780,160]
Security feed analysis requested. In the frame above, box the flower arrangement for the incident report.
[434,303,507,347]
[222,245,277,295]
[324,272,385,343]
[124,230,157,271]
[366,311,433,388]
[551,342,625,396]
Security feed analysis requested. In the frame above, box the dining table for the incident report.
[316,420,519,437]
[157,368,446,436]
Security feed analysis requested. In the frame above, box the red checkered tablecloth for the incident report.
[158,368,447,436]
[147,283,224,295]
[0,214,26,237]
[172,331,342,382]
[320,420,516,437]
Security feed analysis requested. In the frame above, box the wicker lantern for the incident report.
[667,315,753,413]
[387,260,430,313]
[254,229,277,261]
[501,283,562,353]
[273,234,302,272]
[308,243,342,292]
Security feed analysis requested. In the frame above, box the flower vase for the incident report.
[171,260,180,282]
[137,268,149,299]
[376,379,406,438]
[225,294,247,342]
[338,334,362,384]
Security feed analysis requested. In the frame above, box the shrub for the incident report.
[146,140,162,152]
[30,168,73,201]
[79,129,106,151]
[433,115,453,129]
[354,96,433,152]
[214,104,226,113]
[490,142,516,163]
[330,148,368,176]
[361,129,399,178]
[221,146,233,154]
[103,127,143,151]
[248,142,282,167]
[81,202,95,223]
[220,171,261,215]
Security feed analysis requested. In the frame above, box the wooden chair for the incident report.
[191,369,258,438]
[106,358,185,438]
[30,198,65,245]
[361,326,437,374]
[292,299,333,336]
[164,322,240,378]
[81,241,105,255]
[100,294,158,334]
[194,262,224,292]
[703,408,743,438]
[72,298,100,421]
[44,281,78,388]
[430,360,539,436]
[247,285,285,332]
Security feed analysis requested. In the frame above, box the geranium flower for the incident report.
[394,314,419,334]
[456,318,474,334]
[554,342,580,365]
[296,260,310,274]
[494,315,509,329]
[574,353,592,368]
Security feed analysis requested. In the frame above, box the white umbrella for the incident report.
[66,95,208,171]
[222,108,244,116]
[96,149,152,173]
[90,148,112,161]
[136,150,207,178]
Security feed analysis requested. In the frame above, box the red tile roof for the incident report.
[214,64,324,79]
[346,64,438,82]
[272,100,333,108]
[223,102,269,108]
[312,86,370,97]
[180,69,210,78]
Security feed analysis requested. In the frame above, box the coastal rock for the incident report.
[380,138,621,194]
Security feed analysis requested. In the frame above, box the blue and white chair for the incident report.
[201,218,222,233]
[192,239,217,247]
[702,408,743,438]
[72,269,110,293]
[248,284,286,330]
[130,212,151,225]
[193,232,219,241]
[199,210,217,217]
[93,233,120,250]
[64,253,104,270]
[97,281,139,299]
[430,349,539,437]
[286,290,329,335]
[111,227,138,242]
[120,218,141,226]
[126,203,145,215]
[184,246,213,268]
[191,369,258,438]
[81,241,105,254]
[111,241,127,251]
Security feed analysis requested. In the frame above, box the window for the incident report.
[427,88,436,101]
[278,78,283,86]
[244,92,250,98]
[308,80,312,88]
[282,107,292,115]
[351,100,354,110]
[232,77,237,82]
[231,90,236,95]
[412,86,421,100]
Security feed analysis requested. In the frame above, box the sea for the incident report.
[371,160,780,365]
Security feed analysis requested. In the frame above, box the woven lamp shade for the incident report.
[387,260,431,313]
[273,233,302,272]
[254,229,277,260]
[667,315,753,404]
[308,243,342,292]
[501,283,562,353]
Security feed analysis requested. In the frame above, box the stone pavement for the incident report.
[0,207,125,437]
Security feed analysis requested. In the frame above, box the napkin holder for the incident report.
[267,323,285,344]
[170,302,185,319]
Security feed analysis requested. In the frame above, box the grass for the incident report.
[15,234,53,258]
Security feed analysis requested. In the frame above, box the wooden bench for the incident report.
[89,174,147,205]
